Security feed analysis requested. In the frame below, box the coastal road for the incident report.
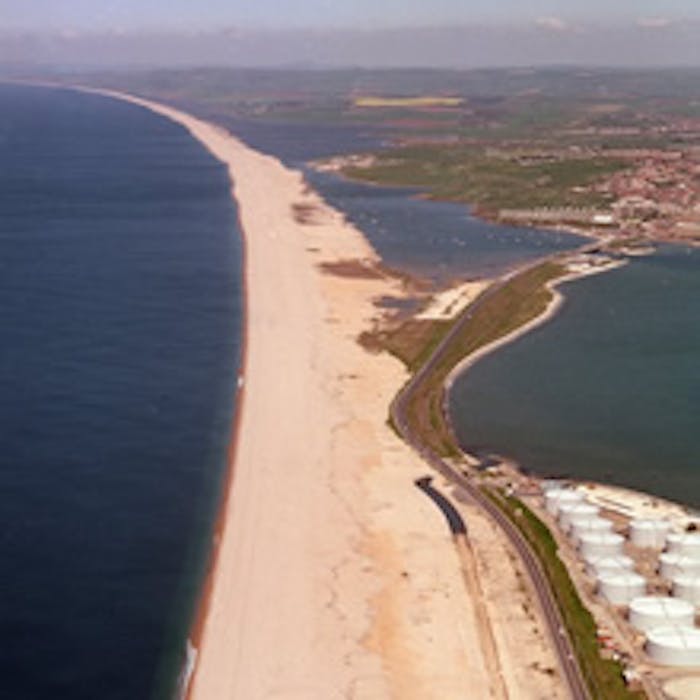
[390,266,592,700]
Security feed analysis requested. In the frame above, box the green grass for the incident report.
[484,489,646,699]
[392,261,565,456]
[344,145,626,212]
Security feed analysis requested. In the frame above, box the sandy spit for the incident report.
[445,258,628,395]
[66,88,547,699]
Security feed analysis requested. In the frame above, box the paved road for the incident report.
[390,259,593,700]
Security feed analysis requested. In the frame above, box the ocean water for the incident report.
[0,85,242,698]
[449,246,700,509]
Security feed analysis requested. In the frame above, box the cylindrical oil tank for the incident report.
[585,554,634,578]
[628,596,695,632]
[579,531,625,559]
[645,626,700,667]
[597,571,646,605]
[545,488,584,516]
[659,553,700,580]
[666,532,700,559]
[629,519,671,549]
[570,517,614,544]
[558,502,600,531]
[672,574,700,605]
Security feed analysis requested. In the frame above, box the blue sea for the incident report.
[0,85,242,699]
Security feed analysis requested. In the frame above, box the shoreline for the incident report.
[77,86,551,700]
[442,254,624,470]
[67,85,253,699]
[439,250,700,517]
[43,83,697,696]
[315,155,699,250]
[444,256,627,396]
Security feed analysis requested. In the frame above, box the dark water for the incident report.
[305,170,584,282]
[0,85,241,698]
[201,113,586,281]
[450,246,700,509]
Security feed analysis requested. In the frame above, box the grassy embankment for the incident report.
[344,145,626,212]
[485,490,646,700]
[364,260,564,457]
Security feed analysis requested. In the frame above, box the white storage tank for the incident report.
[579,531,625,559]
[597,571,646,605]
[570,517,614,544]
[659,553,700,580]
[629,519,672,549]
[628,596,695,632]
[666,532,700,559]
[672,574,700,605]
[558,502,600,531]
[545,488,584,516]
[645,626,700,667]
[585,554,634,578]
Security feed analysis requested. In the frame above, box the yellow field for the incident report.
[353,95,464,108]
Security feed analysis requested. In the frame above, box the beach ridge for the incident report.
[70,87,572,700]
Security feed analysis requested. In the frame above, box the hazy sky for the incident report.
[3,0,700,30]
[1,1,699,67]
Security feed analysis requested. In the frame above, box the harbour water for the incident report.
[212,114,586,281]
[449,245,700,510]
[0,85,242,698]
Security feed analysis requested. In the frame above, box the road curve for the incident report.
[389,263,592,700]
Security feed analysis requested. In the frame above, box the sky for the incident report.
[3,0,700,31]
[0,1,699,67]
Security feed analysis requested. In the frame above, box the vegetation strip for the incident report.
[484,490,645,699]
[395,260,564,457]
[343,145,627,212]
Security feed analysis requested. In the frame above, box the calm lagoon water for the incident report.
[0,85,242,699]
[449,246,700,509]
[207,113,586,281]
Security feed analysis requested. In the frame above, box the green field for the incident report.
[344,145,626,213]
[370,261,565,456]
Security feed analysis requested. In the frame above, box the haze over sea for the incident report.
[0,85,241,698]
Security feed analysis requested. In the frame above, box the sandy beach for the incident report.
[74,88,571,699]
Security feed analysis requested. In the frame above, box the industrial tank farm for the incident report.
[629,519,671,549]
[628,596,695,632]
[579,531,625,559]
[528,481,700,679]
[659,552,700,580]
[673,574,700,605]
[558,502,600,531]
[585,554,634,578]
[544,488,584,516]
[646,627,700,667]
[570,517,613,545]
[597,571,646,605]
